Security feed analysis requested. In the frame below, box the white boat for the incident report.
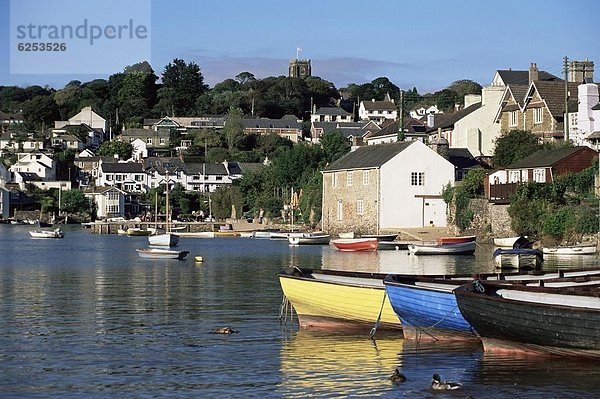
[338,232,355,239]
[176,231,215,238]
[148,173,179,247]
[270,231,305,240]
[288,233,330,245]
[136,248,189,260]
[493,236,523,248]
[493,248,543,269]
[543,245,597,255]
[117,228,128,235]
[408,241,476,255]
[239,231,254,238]
[29,228,64,238]
[253,231,272,239]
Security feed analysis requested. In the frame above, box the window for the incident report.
[347,171,353,186]
[410,172,425,186]
[533,168,546,183]
[509,111,518,127]
[363,170,370,185]
[147,138,152,144]
[332,173,338,187]
[160,138,165,145]
[106,175,113,181]
[534,108,543,124]
[356,200,364,215]
[107,205,119,213]
[508,170,520,183]
[107,192,119,201]
[115,175,123,181]
[336,200,343,221]
[135,174,144,182]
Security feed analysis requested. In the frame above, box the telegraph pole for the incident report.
[564,56,569,142]
[397,90,405,142]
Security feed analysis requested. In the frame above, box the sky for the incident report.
[1,0,599,93]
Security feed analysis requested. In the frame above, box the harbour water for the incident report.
[1,225,600,398]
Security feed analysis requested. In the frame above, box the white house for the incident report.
[358,97,397,123]
[409,105,443,120]
[131,138,148,161]
[54,106,106,149]
[451,86,505,157]
[97,161,147,192]
[310,106,353,123]
[575,82,600,147]
[85,186,126,219]
[9,152,56,181]
[321,140,454,234]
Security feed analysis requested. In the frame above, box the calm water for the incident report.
[1,225,600,398]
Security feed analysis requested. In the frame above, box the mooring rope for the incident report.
[369,290,388,339]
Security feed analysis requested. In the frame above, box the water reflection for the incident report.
[278,330,404,398]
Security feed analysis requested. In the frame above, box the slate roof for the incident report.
[507,85,529,107]
[507,146,593,169]
[426,103,482,132]
[528,81,580,118]
[313,121,365,130]
[324,141,414,171]
[361,100,396,111]
[315,107,350,116]
[122,128,170,137]
[185,163,228,175]
[497,70,561,85]
[0,111,24,121]
[242,118,302,129]
[236,162,264,174]
[367,118,427,139]
[448,148,479,170]
[101,162,145,173]
[15,172,42,181]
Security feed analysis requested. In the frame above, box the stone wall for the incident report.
[447,198,516,242]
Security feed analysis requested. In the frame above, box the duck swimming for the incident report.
[389,368,406,383]
[431,373,461,390]
[210,327,239,334]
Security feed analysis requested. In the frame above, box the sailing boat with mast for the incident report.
[148,171,179,247]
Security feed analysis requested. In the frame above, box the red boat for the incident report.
[331,238,378,252]
[437,235,476,245]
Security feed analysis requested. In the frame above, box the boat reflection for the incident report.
[278,330,404,397]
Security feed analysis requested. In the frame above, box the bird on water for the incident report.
[431,373,461,390]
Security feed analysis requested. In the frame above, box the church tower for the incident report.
[289,47,311,79]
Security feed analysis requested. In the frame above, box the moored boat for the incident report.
[454,280,600,358]
[278,268,400,331]
[29,228,64,238]
[136,248,189,260]
[338,232,355,239]
[149,232,179,247]
[493,236,523,248]
[288,233,330,245]
[542,245,597,256]
[383,275,477,341]
[176,231,215,238]
[437,235,476,244]
[127,227,156,236]
[408,241,476,255]
[360,234,398,242]
[377,240,411,250]
[330,238,378,252]
[493,248,543,269]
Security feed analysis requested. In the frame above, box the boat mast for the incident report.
[154,191,158,230]
[165,171,170,234]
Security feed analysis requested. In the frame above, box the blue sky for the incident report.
[1,0,599,93]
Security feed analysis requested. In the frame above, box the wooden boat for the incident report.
[408,241,476,255]
[252,231,272,239]
[493,236,522,248]
[437,235,476,244]
[288,233,330,245]
[360,234,398,242]
[542,245,597,256]
[214,230,241,237]
[29,228,64,238]
[117,228,128,235]
[270,231,305,240]
[330,238,378,252]
[338,232,355,239]
[127,227,155,236]
[383,275,477,341]
[136,248,189,260]
[377,241,410,250]
[278,268,401,330]
[493,248,543,269]
[176,231,215,238]
[454,280,600,358]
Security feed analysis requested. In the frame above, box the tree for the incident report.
[235,72,256,85]
[447,80,482,104]
[492,130,541,168]
[98,140,133,159]
[320,130,350,165]
[22,95,60,131]
[223,107,245,151]
[60,189,91,213]
[156,58,208,116]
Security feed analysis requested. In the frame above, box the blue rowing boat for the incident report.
[383,275,478,341]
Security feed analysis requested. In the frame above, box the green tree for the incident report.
[60,189,91,213]
[22,95,60,130]
[223,107,245,151]
[156,58,208,116]
[492,130,541,168]
[447,79,483,103]
[98,140,133,159]
[320,130,350,165]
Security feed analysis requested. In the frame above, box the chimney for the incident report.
[427,113,435,127]
[429,137,449,160]
[454,103,461,112]
[529,63,539,84]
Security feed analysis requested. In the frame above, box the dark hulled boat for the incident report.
[454,280,600,358]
